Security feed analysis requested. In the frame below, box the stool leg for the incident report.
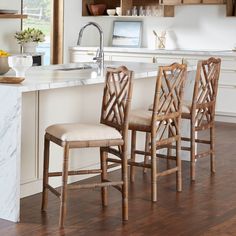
[41,135,50,212]
[143,132,150,174]
[122,145,128,221]
[176,138,182,192]
[130,130,136,182]
[190,119,196,181]
[100,148,108,206]
[59,144,69,228]
[151,135,157,202]
[167,129,172,169]
[210,126,216,174]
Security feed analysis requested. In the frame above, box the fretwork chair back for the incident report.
[126,63,186,202]
[41,66,133,228]
[181,57,221,181]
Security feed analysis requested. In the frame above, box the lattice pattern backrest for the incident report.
[153,63,187,117]
[100,66,133,133]
[152,63,187,139]
[192,57,221,126]
[193,57,221,107]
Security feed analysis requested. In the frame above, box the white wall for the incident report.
[64,2,236,63]
[0,0,21,52]
[1,1,235,61]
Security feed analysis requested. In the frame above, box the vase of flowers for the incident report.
[14,28,45,53]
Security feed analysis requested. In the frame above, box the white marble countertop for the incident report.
[70,46,236,58]
[0,61,187,93]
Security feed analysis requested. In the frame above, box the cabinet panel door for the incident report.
[111,55,154,63]
[155,56,182,65]
[182,0,201,3]
[70,51,110,63]
[21,91,38,184]
[219,71,236,86]
[221,59,236,70]
[160,0,182,4]
[202,0,225,3]
[216,86,236,115]
[70,51,96,63]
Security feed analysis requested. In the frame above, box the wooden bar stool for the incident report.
[41,66,133,228]
[181,57,221,181]
[108,63,187,202]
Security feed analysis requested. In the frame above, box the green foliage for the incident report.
[24,18,50,36]
[15,28,45,44]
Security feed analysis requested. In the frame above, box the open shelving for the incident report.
[0,14,27,19]
[82,0,175,17]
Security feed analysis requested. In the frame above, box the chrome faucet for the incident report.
[77,22,104,75]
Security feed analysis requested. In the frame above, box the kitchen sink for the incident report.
[57,65,93,71]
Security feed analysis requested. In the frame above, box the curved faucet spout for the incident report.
[77,22,104,75]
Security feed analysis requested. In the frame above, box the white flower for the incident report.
[14,28,45,44]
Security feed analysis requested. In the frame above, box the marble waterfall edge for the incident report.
[0,87,22,222]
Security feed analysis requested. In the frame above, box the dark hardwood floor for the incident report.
[1,122,236,236]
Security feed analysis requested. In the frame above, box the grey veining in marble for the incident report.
[0,86,21,222]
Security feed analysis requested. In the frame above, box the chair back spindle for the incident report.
[100,66,133,137]
[191,57,221,128]
[152,63,187,141]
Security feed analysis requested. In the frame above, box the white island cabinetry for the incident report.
[0,61,169,222]
[70,47,236,122]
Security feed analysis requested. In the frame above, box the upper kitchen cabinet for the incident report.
[82,0,175,17]
[226,0,236,16]
[160,0,225,4]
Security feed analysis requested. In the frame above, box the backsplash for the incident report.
[64,2,236,62]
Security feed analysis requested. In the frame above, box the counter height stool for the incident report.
[181,57,221,181]
[41,66,133,228]
[108,63,187,202]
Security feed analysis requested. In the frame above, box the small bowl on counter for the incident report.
[107,9,116,16]
[0,56,10,75]
[87,4,106,16]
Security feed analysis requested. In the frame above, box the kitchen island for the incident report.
[70,47,236,122]
[0,61,195,222]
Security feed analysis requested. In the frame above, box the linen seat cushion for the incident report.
[129,109,153,129]
[46,123,122,142]
[182,100,192,113]
[149,101,191,113]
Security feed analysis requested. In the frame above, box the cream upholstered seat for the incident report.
[181,100,192,118]
[41,66,133,228]
[46,123,122,142]
[129,109,152,130]
[149,101,191,114]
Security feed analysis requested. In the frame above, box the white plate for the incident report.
[0,9,18,14]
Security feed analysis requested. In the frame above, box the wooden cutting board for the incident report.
[0,76,25,84]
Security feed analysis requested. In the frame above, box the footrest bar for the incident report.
[68,181,124,190]
[103,179,122,192]
[46,184,61,198]
[156,167,178,177]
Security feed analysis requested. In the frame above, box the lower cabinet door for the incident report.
[21,92,38,184]
[111,54,154,63]
[216,86,236,116]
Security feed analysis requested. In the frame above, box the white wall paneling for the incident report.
[0,0,21,51]
[64,2,236,63]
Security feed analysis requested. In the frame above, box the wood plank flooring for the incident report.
[0,122,236,236]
